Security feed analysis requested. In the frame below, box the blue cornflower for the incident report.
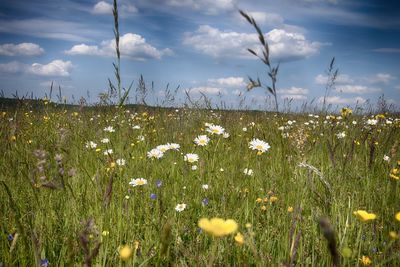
[202,198,209,206]
[40,258,49,267]
[150,193,157,200]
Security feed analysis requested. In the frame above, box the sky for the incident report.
[0,0,399,111]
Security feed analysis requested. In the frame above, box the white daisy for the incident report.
[103,149,113,155]
[175,203,187,212]
[129,178,148,187]
[336,131,346,139]
[206,124,225,135]
[194,135,210,146]
[147,149,164,159]
[156,144,170,153]
[167,143,180,150]
[184,153,199,163]
[249,138,271,153]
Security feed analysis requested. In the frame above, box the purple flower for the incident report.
[201,198,209,206]
[7,234,13,241]
[150,193,157,200]
[156,180,163,188]
[40,258,49,267]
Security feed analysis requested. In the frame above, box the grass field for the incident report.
[1,100,399,266]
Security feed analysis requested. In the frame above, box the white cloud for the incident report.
[188,86,227,95]
[365,73,396,84]
[0,19,103,42]
[335,85,381,94]
[0,60,73,77]
[318,96,366,105]
[183,25,322,62]
[29,60,73,77]
[0,43,44,56]
[165,0,235,15]
[65,33,172,60]
[280,86,309,95]
[92,1,137,16]
[207,77,246,87]
[314,73,354,85]
[93,1,113,14]
[0,61,27,74]
[237,11,284,26]
[281,94,307,100]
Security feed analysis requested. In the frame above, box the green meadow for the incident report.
[1,101,399,266]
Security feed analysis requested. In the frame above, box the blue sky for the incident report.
[0,0,399,110]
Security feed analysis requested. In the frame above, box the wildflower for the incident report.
[156,180,163,188]
[119,245,132,260]
[85,141,97,149]
[198,218,238,237]
[222,132,230,138]
[249,138,271,153]
[269,196,278,203]
[150,193,157,200]
[202,184,209,190]
[103,149,113,155]
[206,124,225,135]
[366,119,378,126]
[288,206,294,213]
[191,165,198,171]
[353,210,377,222]
[340,107,352,118]
[242,127,247,132]
[360,255,372,266]
[395,212,400,222]
[40,259,49,267]
[147,148,164,159]
[101,138,110,143]
[389,231,398,239]
[175,203,187,212]
[383,155,390,162]
[390,168,399,180]
[202,198,209,206]
[167,143,180,150]
[132,125,140,129]
[102,230,109,236]
[156,144,170,153]
[116,158,126,166]
[129,178,148,187]
[256,198,262,203]
[104,126,115,132]
[336,131,346,139]
[234,232,245,245]
[243,168,254,176]
[261,205,267,211]
[194,135,210,146]
[137,135,145,141]
[184,153,199,163]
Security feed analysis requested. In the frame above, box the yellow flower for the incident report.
[360,255,372,266]
[390,168,399,180]
[287,206,294,213]
[353,210,377,222]
[389,231,398,240]
[119,245,132,260]
[256,198,262,203]
[270,196,278,203]
[234,232,245,245]
[261,205,267,211]
[395,212,400,222]
[102,230,109,236]
[198,218,238,237]
[340,107,352,118]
